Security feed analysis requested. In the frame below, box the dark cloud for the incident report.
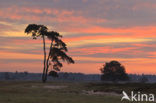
[0,0,156,73]
[1,0,156,27]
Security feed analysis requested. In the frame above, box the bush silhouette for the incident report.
[49,71,59,77]
[100,60,129,82]
[139,75,148,83]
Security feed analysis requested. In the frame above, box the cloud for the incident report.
[148,52,156,57]
[0,6,106,29]
[67,38,153,47]
[70,47,137,55]
[0,51,42,60]
[0,0,156,74]
[62,26,156,37]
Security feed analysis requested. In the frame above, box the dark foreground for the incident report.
[0,81,156,103]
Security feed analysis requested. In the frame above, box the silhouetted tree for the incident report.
[49,71,59,77]
[25,24,74,83]
[4,72,10,80]
[139,74,148,83]
[63,72,69,79]
[100,60,129,82]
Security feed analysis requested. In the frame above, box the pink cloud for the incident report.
[133,2,156,11]
[132,44,156,47]
[62,26,156,38]
[148,52,156,57]
[70,47,137,55]
[0,6,106,26]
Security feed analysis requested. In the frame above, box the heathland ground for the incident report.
[0,81,156,103]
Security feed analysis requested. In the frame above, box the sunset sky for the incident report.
[0,0,156,74]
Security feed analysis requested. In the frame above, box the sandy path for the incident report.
[43,85,67,89]
[82,90,122,97]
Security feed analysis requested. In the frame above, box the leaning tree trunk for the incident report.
[44,42,53,82]
[42,35,47,83]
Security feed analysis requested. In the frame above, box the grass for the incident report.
[0,81,156,103]
[86,82,156,94]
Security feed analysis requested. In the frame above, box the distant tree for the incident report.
[100,60,129,82]
[139,74,148,83]
[25,24,75,83]
[48,71,59,77]
[15,71,18,74]
[4,72,10,80]
[24,71,28,75]
[63,72,69,80]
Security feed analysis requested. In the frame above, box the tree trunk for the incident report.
[44,42,53,82]
[42,35,47,83]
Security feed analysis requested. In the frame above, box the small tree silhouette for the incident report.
[25,24,74,83]
[139,74,148,83]
[100,60,129,82]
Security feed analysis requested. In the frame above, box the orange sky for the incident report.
[0,0,156,74]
